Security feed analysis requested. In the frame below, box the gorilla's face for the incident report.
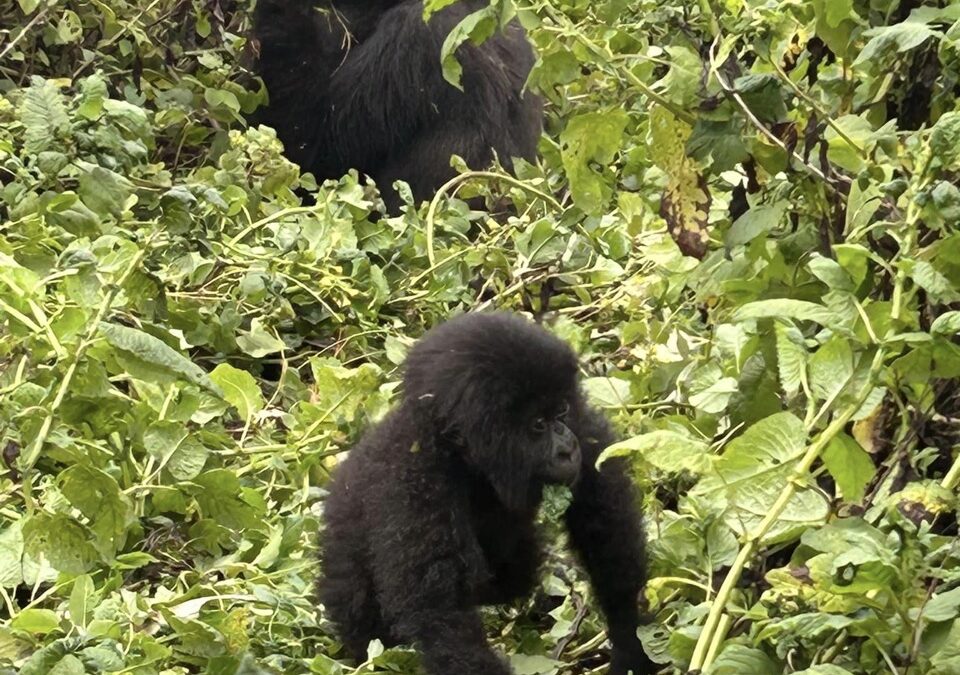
[526,400,581,487]
[401,312,585,512]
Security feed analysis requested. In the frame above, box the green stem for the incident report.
[688,347,888,670]
[20,232,156,512]
[425,170,560,265]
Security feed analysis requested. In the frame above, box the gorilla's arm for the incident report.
[564,407,655,675]
[368,458,512,675]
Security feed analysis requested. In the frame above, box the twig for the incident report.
[0,8,49,63]
[425,170,560,265]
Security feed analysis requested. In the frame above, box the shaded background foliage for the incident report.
[0,0,959,673]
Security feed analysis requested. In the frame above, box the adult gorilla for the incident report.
[251,0,543,212]
[320,313,656,675]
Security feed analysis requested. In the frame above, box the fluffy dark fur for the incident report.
[319,313,655,675]
[251,0,543,212]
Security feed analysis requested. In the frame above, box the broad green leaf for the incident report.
[598,430,710,474]
[689,376,738,414]
[438,7,498,88]
[695,412,827,543]
[19,77,70,154]
[510,654,562,674]
[649,105,711,258]
[23,513,99,574]
[855,22,940,66]
[210,363,265,421]
[732,299,835,325]
[11,609,59,634]
[0,523,24,587]
[192,470,264,532]
[922,586,960,623]
[822,433,874,501]
[825,115,873,173]
[834,244,871,286]
[560,109,629,214]
[775,323,806,397]
[582,376,631,408]
[99,322,218,392]
[931,111,960,169]
[708,644,780,675]
[931,311,960,335]
[61,465,134,556]
[78,165,132,217]
[809,337,854,403]
[808,254,855,291]
[905,260,960,304]
[757,612,853,642]
[144,422,209,481]
[726,202,787,247]
[68,575,95,629]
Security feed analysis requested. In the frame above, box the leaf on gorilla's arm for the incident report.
[437,7,500,89]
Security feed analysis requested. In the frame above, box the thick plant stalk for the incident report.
[688,348,887,671]
[942,452,960,491]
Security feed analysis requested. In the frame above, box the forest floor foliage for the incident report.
[1,0,960,673]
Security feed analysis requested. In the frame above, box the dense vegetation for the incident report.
[1,0,959,673]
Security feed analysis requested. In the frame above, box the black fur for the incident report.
[319,313,655,674]
[251,0,543,212]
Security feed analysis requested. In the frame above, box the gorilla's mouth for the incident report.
[541,460,581,487]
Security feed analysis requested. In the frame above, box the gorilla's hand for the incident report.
[609,637,656,675]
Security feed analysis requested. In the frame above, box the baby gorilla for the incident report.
[319,313,655,674]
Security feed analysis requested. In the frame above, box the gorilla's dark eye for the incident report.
[556,401,570,420]
[530,417,548,434]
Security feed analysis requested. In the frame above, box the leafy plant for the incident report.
[1,0,959,673]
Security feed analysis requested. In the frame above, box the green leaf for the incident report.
[210,363,265,421]
[695,412,828,544]
[19,77,70,154]
[725,202,788,247]
[931,311,960,335]
[78,165,132,217]
[905,260,960,304]
[144,422,209,481]
[922,586,960,623]
[68,575,95,629]
[61,465,134,557]
[931,111,960,169]
[732,299,835,325]
[23,513,99,574]
[855,22,940,66]
[689,376,738,414]
[808,254,855,291]
[708,644,780,675]
[809,337,854,403]
[824,115,872,173]
[510,654,562,674]
[598,430,710,474]
[0,523,24,588]
[775,323,806,397]
[99,322,218,392]
[11,608,60,634]
[236,317,285,357]
[582,377,631,408]
[822,433,874,502]
[438,7,499,88]
[560,110,629,214]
